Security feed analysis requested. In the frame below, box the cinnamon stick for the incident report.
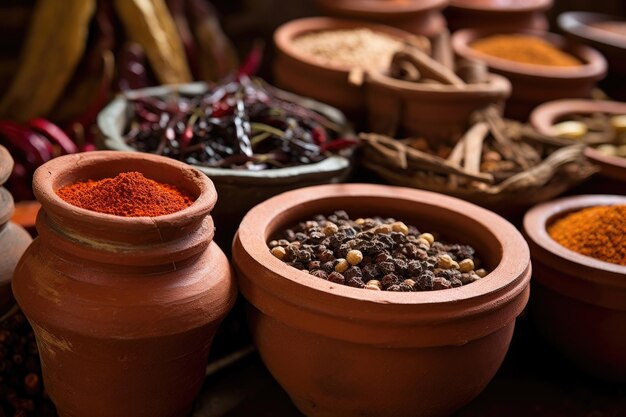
[431,29,454,70]
[392,47,465,87]
[463,122,489,174]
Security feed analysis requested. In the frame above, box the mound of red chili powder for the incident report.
[56,172,194,217]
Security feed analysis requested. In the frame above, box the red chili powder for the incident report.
[56,171,194,217]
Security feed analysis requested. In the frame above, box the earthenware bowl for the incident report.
[314,0,448,38]
[0,145,32,314]
[446,0,552,32]
[524,194,626,381]
[558,12,626,100]
[97,82,353,251]
[233,183,531,417]
[13,151,237,417]
[273,17,424,120]
[530,99,626,195]
[365,71,511,141]
[452,29,607,120]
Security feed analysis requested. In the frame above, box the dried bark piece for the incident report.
[0,0,96,121]
[463,122,489,174]
[391,47,465,87]
[431,29,454,70]
[115,0,192,85]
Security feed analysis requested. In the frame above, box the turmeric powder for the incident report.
[471,34,582,67]
[548,205,626,266]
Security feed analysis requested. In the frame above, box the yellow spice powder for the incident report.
[470,34,582,67]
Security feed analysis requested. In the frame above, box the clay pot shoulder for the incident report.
[452,29,607,120]
[446,0,552,32]
[233,184,531,417]
[524,195,626,381]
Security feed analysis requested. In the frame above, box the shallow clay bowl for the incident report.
[273,17,423,119]
[530,99,626,193]
[314,0,448,38]
[524,194,626,381]
[451,29,607,120]
[233,183,531,417]
[365,71,511,141]
[446,0,552,32]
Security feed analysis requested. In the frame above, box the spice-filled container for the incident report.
[445,0,552,32]
[233,184,531,417]
[452,30,607,120]
[524,195,626,381]
[12,151,237,417]
[98,79,355,251]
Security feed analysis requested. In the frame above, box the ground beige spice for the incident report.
[292,28,403,70]
[470,34,582,67]
[548,205,625,266]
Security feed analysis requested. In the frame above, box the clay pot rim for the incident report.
[529,98,626,173]
[274,17,420,75]
[524,194,626,280]
[0,145,12,186]
[98,82,353,183]
[236,183,530,306]
[451,29,607,80]
[449,0,552,13]
[316,0,448,15]
[558,11,626,51]
[32,151,217,229]
[366,70,511,97]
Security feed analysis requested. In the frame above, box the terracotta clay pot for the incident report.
[315,0,448,38]
[12,151,237,417]
[530,99,626,195]
[451,29,607,120]
[233,184,531,417]
[98,82,353,253]
[524,194,626,381]
[558,12,626,101]
[445,0,552,32]
[273,17,420,119]
[0,145,32,314]
[365,71,511,141]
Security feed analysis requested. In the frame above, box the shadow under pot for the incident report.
[451,29,607,121]
[364,71,511,142]
[12,151,237,417]
[524,194,626,382]
[232,183,531,417]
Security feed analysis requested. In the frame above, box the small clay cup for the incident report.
[273,17,421,119]
[13,151,237,417]
[233,184,531,417]
[0,145,32,314]
[524,194,626,381]
[558,12,626,100]
[446,0,552,32]
[315,0,448,38]
[364,71,511,141]
[451,29,607,120]
[530,99,626,195]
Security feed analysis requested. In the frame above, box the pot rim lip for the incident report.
[451,29,607,80]
[97,82,354,181]
[529,98,626,172]
[316,0,449,15]
[365,71,512,96]
[449,0,552,13]
[558,11,626,51]
[274,16,420,75]
[236,183,530,306]
[32,151,217,228]
[524,194,626,276]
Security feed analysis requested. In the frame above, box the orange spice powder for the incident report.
[57,171,193,217]
[548,205,626,266]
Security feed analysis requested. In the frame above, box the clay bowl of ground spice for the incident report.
[233,183,531,417]
[314,0,448,38]
[445,0,552,32]
[273,17,427,120]
[530,99,626,195]
[451,29,607,120]
[524,195,626,381]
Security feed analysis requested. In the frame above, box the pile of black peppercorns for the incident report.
[0,309,54,417]
[269,211,487,291]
